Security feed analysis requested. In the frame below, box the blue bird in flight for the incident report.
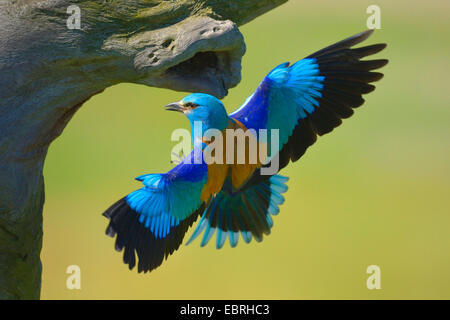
[103,30,388,273]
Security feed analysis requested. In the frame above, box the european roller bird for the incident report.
[103,30,388,273]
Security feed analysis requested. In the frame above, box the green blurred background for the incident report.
[41,0,450,299]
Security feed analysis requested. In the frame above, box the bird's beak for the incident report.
[164,102,185,113]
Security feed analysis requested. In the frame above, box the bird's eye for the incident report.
[184,102,198,108]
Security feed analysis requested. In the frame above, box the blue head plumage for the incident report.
[166,93,229,146]
[182,93,229,130]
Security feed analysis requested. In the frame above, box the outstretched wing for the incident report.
[103,149,208,273]
[230,30,388,172]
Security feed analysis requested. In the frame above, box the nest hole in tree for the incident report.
[166,51,230,80]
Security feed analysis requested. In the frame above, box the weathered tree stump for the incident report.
[0,0,287,299]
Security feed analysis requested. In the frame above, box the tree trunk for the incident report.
[0,0,287,299]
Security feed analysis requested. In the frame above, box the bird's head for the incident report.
[165,93,229,133]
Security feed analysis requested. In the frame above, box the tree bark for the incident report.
[0,0,287,299]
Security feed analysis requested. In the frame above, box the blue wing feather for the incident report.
[230,30,387,173]
[127,149,208,238]
[230,58,324,151]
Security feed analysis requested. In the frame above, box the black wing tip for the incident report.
[354,29,374,41]
[308,29,389,60]
[366,59,389,69]
[375,43,388,51]
[102,198,203,273]
[103,197,127,219]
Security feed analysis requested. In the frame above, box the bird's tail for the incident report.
[186,174,289,248]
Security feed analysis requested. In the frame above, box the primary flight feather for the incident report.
[103,30,388,273]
